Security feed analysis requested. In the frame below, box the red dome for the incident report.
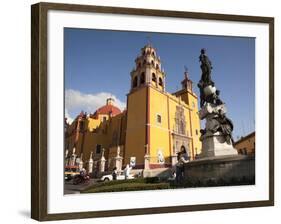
[94,104,121,117]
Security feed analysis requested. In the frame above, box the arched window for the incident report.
[159,77,163,86]
[140,72,145,84]
[151,60,154,66]
[138,62,141,68]
[152,73,156,82]
[152,51,155,56]
[156,64,159,70]
[142,50,145,56]
[143,60,146,66]
[133,76,138,88]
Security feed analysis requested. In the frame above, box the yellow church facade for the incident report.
[65,44,201,173]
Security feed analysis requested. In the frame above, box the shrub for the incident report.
[82,182,170,193]
[82,177,164,192]
[206,178,216,187]
[145,177,161,184]
[217,178,227,186]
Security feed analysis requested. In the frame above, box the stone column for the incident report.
[171,145,177,166]
[70,147,77,166]
[78,153,84,171]
[64,149,69,166]
[163,76,166,91]
[114,156,123,171]
[99,157,106,173]
[65,149,69,159]
[88,152,93,173]
[171,155,178,166]
[146,67,151,85]
[144,154,150,170]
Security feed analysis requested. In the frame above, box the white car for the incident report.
[100,171,135,181]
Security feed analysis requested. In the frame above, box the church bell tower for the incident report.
[173,68,195,106]
[125,44,166,168]
[130,44,166,92]
[181,68,193,91]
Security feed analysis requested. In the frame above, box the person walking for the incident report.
[112,167,117,180]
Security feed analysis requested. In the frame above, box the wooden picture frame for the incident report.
[31,2,274,221]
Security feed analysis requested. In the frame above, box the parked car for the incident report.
[100,171,135,182]
[64,165,80,181]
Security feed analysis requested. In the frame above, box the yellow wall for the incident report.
[124,87,147,166]
[87,117,101,131]
[149,87,171,164]
[147,86,201,163]
[187,92,201,157]
[167,89,201,159]
[65,112,127,167]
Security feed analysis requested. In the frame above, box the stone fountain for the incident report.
[182,49,254,186]
[197,48,237,157]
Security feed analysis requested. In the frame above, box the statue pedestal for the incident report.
[88,159,93,173]
[200,133,237,158]
[183,154,255,185]
[199,103,237,158]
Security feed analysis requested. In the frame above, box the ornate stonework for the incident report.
[175,106,186,135]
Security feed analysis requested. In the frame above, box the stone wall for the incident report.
[183,155,255,184]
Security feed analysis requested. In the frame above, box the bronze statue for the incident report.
[197,49,223,108]
[198,48,214,88]
[197,49,234,144]
[198,48,216,108]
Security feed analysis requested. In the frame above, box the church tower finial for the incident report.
[130,44,166,92]
[184,66,189,79]
[106,97,114,106]
[146,35,152,46]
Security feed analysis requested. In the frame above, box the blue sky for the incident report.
[64,28,255,140]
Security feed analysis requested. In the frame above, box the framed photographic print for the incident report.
[31,2,274,221]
